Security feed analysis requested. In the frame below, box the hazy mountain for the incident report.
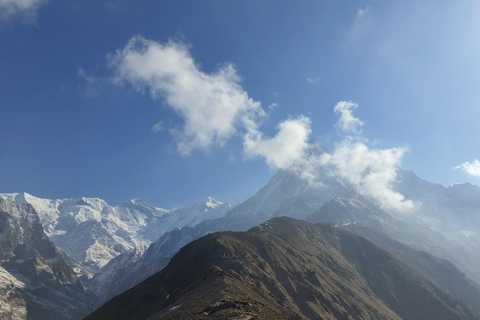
[392,170,480,282]
[306,189,480,283]
[342,223,480,313]
[85,217,479,320]
[226,141,347,223]
[89,163,480,305]
[0,197,96,320]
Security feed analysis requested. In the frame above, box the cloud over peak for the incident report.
[320,140,412,212]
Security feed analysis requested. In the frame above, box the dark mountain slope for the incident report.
[86,218,478,320]
[307,193,475,280]
[335,227,476,320]
[342,223,480,313]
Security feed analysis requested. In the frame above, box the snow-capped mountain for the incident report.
[143,196,231,239]
[0,193,231,279]
[0,197,96,320]
[227,140,347,222]
[0,193,166,274]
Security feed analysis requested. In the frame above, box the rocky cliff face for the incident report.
[0,198,97,320]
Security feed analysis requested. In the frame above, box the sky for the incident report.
[1,0,480,208]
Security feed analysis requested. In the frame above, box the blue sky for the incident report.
[1,0,480,208]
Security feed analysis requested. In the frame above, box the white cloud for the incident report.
[109,36,264,155]
[334,101,364,134]
[0,0,46,20]
[320,140,413,212]
[101,37,411,212]
[244,116,311,169]
[454,159,480,177]
[265,102,412,212]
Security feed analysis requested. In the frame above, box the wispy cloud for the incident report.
[306,76,321,85]
[77,68,96,84]
[77,67,109,97]
[0,0,47,21]
[347,6,373,42]
[152,121,164,133]
[267,103,278,111]
[334,101,364,134]
[454,159,480,177]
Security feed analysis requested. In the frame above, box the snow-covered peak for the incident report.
[121,198,169,215]
[0,192,231,272]
[0,193,162,270]
[141,197,231,241]
[307,138,330,157]
[178,196,230,215]
[128,198,147,205]
[1,192,47,206]
[448,182,480,193]
[189,196,228,211]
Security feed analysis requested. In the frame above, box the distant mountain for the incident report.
[142,196,231,240]
[306,189,480,283]
[394,170,480,226]
[85,217,479,320]
[392,170,480,282]
[0,197,96,320]
[0,193,230,278]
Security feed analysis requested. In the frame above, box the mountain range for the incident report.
[0,193,230,279]
[2,144,480,319]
